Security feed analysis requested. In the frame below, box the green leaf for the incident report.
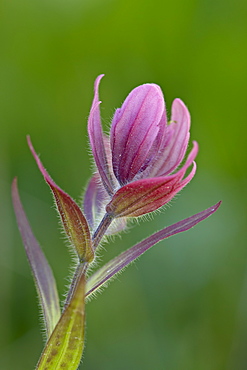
[36,266,86,370]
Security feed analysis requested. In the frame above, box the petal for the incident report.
[106,173,187,218]
[36,267,86,370]
[86,202,221,298]
[83,174,107,230]
[88,75,115,195]
[133,112,168,180]
[152,98,191,177]
[106,141,197,219]
[28,136,93,263]
[111,84,165,185]
[174,141,199,181]
[12,178,60,338]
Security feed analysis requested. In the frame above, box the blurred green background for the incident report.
[1,0,247,369]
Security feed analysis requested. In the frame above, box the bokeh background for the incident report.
[1,0,247,369]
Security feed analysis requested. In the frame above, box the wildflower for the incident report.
[12,74,221,370]
[88,75,198,218]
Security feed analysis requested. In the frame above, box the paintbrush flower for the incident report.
[87,75,198,218]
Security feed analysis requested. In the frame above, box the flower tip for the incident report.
[172,98,191,128]
[173,97,185,105]
[172,98,189,113]
[94,74,104,89]
[133,83,164,101]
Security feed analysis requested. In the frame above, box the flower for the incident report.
[12,72,221,369]
[87,75,198,218]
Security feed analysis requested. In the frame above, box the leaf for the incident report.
[12,178,60,338]
[86,202,221,297]
[27,136,93,263]
[36,266,86,370]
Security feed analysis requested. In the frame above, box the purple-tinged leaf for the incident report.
[27,136,94,263]
[86,202,221,297]
[36,266,86,370]
[12,178,60,338]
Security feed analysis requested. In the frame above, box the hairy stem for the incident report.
[64,262,88,309]
[92,213,114,251]
[64,214,113,308]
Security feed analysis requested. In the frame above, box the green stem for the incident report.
[64,262,87,309]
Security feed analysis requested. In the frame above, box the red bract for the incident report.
[87,75,198,217]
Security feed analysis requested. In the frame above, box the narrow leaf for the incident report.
[86,202,221,297]
[27,136,93,263]
[36,266,86,370]
[12,178,60,338]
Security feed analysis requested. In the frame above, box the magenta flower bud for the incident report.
[88,76,198,217]
[111,83,165,185]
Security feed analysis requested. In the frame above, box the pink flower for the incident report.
[87,75,198,218]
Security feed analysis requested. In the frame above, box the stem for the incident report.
[65,214,113,308]
[64,262,88,310]
[92,213,113,251]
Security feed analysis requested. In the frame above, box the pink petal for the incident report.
[88,75,114,195]
[111,84,165,184]
[152,98,191,177]
[174,141,199,181]
[134,112,168,180]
